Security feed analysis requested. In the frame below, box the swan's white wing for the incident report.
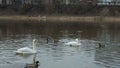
[17,47,32,51]
[65,41,77,45]
[65,41,81,46]
[16,47,36,54]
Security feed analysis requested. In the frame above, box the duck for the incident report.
[65,38,81,47]
[98,43,105,48]
[24,61,39,68]
[15,39,37,54]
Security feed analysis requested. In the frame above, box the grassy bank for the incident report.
[0,16,120,23]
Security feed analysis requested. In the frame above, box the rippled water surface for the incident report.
[0,22,120,68]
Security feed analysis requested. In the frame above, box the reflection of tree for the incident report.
[97,25,110,44]
[2,0,6,7]
[109,24,120,43]
[96,24,120,44]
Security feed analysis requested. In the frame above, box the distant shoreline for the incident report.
[0,16,120,23]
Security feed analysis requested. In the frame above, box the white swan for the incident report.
[15,39,37,54]
[65,39,81,47]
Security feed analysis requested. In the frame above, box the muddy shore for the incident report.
[0,16,120,23]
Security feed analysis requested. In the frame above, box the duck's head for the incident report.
[36,61,39,64]
[35,61,39,66]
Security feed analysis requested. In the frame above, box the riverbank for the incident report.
[0,15,120,23]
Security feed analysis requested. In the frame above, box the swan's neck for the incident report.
[33,41,36,51]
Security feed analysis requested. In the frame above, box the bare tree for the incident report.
[2,0,7,7]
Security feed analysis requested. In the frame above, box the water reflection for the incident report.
[22,54,40,68]
[0,22,120,68]
[95,45,120,68]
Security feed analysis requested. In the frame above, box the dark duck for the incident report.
[24,61,39,68]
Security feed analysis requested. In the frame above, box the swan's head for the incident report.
[33,39,37,46]
[75,38,79,42]
[33,39,37,42]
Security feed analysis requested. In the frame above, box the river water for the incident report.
[0,22,120,68]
